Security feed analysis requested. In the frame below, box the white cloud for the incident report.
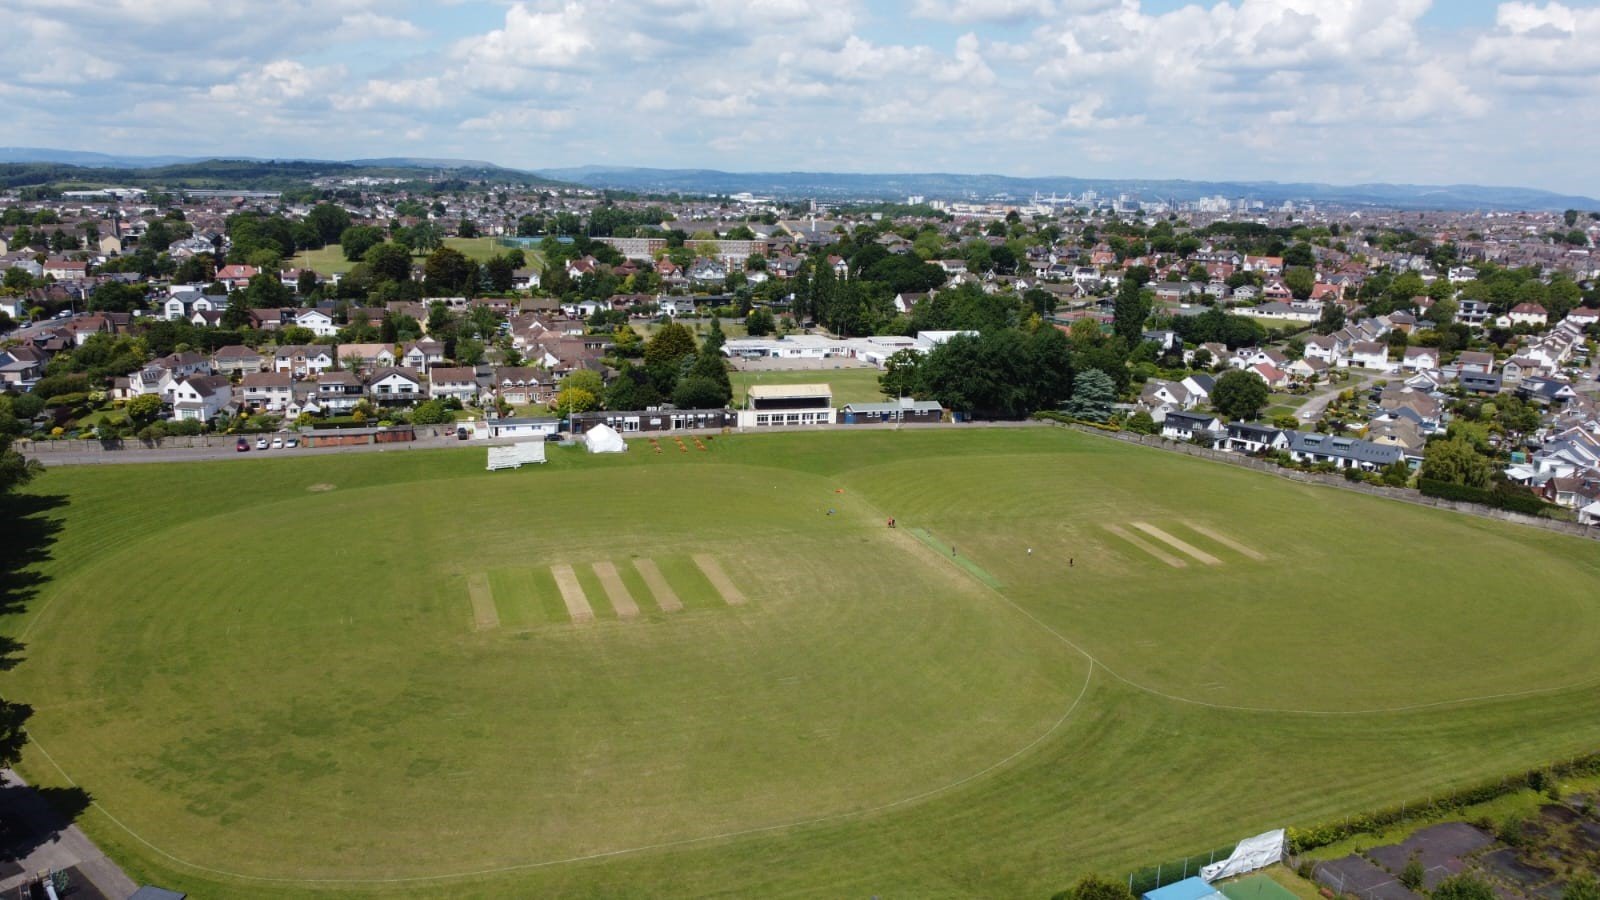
[0,0,1595,195]
[1471,2,1600,77]
[332,12,425,41]
[456,2,595,70]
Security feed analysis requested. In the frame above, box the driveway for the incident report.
[1297,369,1385,422]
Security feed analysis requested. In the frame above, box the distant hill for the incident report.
[3,148,1592,210]
[534,165,1600,212]
[0,147,202,169]
[0,154,569,192]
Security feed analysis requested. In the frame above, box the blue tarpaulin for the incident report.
[1143,877,1225,900]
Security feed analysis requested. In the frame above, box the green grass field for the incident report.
[731,367,888,407]
[8,428,1600,897]
[289,238,534,275]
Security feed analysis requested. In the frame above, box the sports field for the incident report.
[7,428,1600,897]
[289,237,532,275]
[730,367,888,407]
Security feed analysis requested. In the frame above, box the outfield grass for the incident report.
[7,428,1600,897]
[289,238,537,275]
[730,367,887,407]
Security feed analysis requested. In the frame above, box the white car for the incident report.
[285,437,299,449]
[271,437,285,449]
[256,437,269,450]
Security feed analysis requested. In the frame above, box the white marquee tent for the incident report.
[583,424,628,454]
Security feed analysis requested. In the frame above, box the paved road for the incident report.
[22,430,476,467]
[21,420,1047,467]
[1296,370,1385,422]
[0,769,138,899]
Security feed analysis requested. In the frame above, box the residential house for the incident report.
[368,367,425,405]
[1286,431,1404,471]
[170,375,235,422]
[1180,373,1215,406]
[1226,422,1289,454]
[1345,341,1391,370]
[239,372,295,412]
[428,367,482,405]
[1401,347,1440,371]
[1366,418,1427,458]
[1459,371,1504,394]
[0,346,47,390]
[1248,362,1289,389]
[1508,303,1548,327]
[273,345,336,377]
[659,296,698,317]
[43,259,88,281]
[1456,299,1492,327]
[313,371,365,412]
[212,345,265,376]
[1139,380,1195,418]
[490,367,554,407]
[1456,350,1495,374]
[216,264,260,290]
[337,342,396,373]
[296,309,338,337]
[1160,411,1224,442]
[401,340,446,372]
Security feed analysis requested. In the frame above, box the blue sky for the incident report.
[4,1,1599,197]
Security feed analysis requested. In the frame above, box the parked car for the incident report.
[271,437,285,449]
[235,438,250,452]
[256,437,269,450]
[456,426,469,440]
[284,437,299,449]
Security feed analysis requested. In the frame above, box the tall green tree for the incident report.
[1420,436,1493,488]
[1211,369,1270,420]
[306,203,352,246]
[1112,278,1152,346]
[643,321,698,395]
[1062,368,1115,422]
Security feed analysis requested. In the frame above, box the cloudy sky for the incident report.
[4,0,1598,195]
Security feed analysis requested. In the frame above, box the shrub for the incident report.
[1399,856,1425,891]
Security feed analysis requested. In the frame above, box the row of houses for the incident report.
[141,363,567,423]
[1159,414,1408,471]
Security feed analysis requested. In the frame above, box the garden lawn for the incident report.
[6,428,1600,897]
[288,238,537,275]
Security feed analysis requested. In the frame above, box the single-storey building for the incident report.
[571,408,738,435]
[840,398,944,424]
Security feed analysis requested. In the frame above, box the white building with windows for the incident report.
[738,383,836,428]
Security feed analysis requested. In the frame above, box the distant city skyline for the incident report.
[4,1,1598,196]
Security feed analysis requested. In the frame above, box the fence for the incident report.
[1045,422,1600,543]
[1124,842,1242,895]
[17,435,220,453]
